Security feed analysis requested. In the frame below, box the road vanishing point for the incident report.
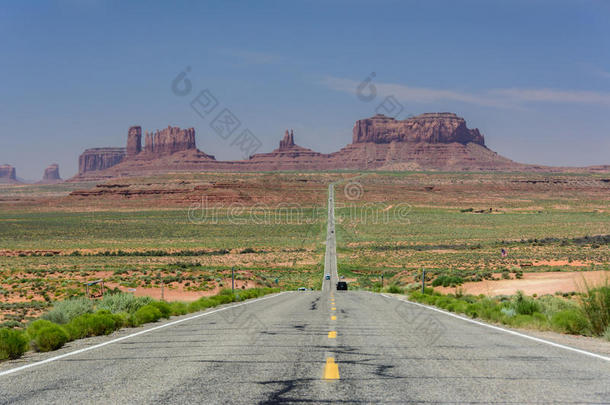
[1,184,609,404]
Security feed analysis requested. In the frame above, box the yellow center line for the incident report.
[323,357,340,380]
[328,331,337,338]
[331,307,336,311]
[331,315,336,320]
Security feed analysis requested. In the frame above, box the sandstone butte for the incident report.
[0,164,18,183]
[71,113,610,180]
[39,163,62,184]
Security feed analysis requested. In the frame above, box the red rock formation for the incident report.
[144,132,154,154]
[352,113,485,145]
[41,163,62,183]
[73,113,603,181]
[0,164,17,183]
[126,126,142,157]
[78,148,125,174]
[143,126,196,157]
[279,130,295,150]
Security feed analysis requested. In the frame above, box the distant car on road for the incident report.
[325,274,331,280]
[297,287,307,291]
[336,281,348,290]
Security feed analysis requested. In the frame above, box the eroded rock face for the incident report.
[42,164,61,182]
[126,126,142,157]
[143,126,196,156]
[279,130,295,150]
[352,113,485,146]
[0,164,17,182]
[73,113,564,181]
[78,148,126,174]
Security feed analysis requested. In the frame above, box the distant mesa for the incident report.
[352,113,485,146]
[79,147,126,174]
[0,164,18,183]
[71,112,604,180]
[40,163,62,184]
[77,125,206,177]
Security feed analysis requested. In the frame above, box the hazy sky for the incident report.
[1,0,609,180]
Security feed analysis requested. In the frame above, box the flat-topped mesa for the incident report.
[42,163,61,182]
[79,147,126,174]
[0,164,17,182]
[143,126,196,156]
[352,113,485,146]
[279,130,295,150]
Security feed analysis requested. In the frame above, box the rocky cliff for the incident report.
[352,113,485,145]
[279,130,295,150]
[143,126,196,157]
[77,125,198,175]
[41,164,62,183]
[126,126,142,157]
[73,113,584,180]
[79,148,126,174]
[0,164,17,183]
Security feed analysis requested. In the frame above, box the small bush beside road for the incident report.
[405,280,610,339]
[0,329,28,360]
[0,287,279,363]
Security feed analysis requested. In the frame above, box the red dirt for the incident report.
[438,270,609,296]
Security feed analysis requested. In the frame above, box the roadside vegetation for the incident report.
[383,281,610,340]
[0,288,278,362]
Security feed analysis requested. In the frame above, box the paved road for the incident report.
[1,185,609,404]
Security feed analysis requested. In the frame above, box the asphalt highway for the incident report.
[0,185,609,404]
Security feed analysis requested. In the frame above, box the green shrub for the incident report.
[537,294,578,317]
[42,297,94,324]
[580,284,610,336]
[26,320,56,339]
[31,324,69,352]
[0,328,28,360]
[131,305,162,326]
[98,293,152,314]
[188,298,215,312]
[465,303,483,318]
[66,311,122,340]
[432,275,464,287]
[551,310,590,335]
[604,326,610,342]
[149,301,172,319]
[383,284,403,294]
[209,294,234,305]
[531,312,550,329]
[169,302,188,316]
[219,288,235,296]
[513,291,540,315]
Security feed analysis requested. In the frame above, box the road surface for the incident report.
[1,184,609,404]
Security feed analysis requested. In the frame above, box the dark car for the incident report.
[336,281,348,290]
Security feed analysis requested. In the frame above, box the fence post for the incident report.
[422,268,426,294]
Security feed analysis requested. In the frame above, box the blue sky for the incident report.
[1,0,609,179]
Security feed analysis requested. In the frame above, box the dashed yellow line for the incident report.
[323,357,340,380]
[328,331,337,338]
[331,315,336,320]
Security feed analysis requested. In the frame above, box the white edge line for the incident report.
[0,291,290,378]
[380,293,610,363]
